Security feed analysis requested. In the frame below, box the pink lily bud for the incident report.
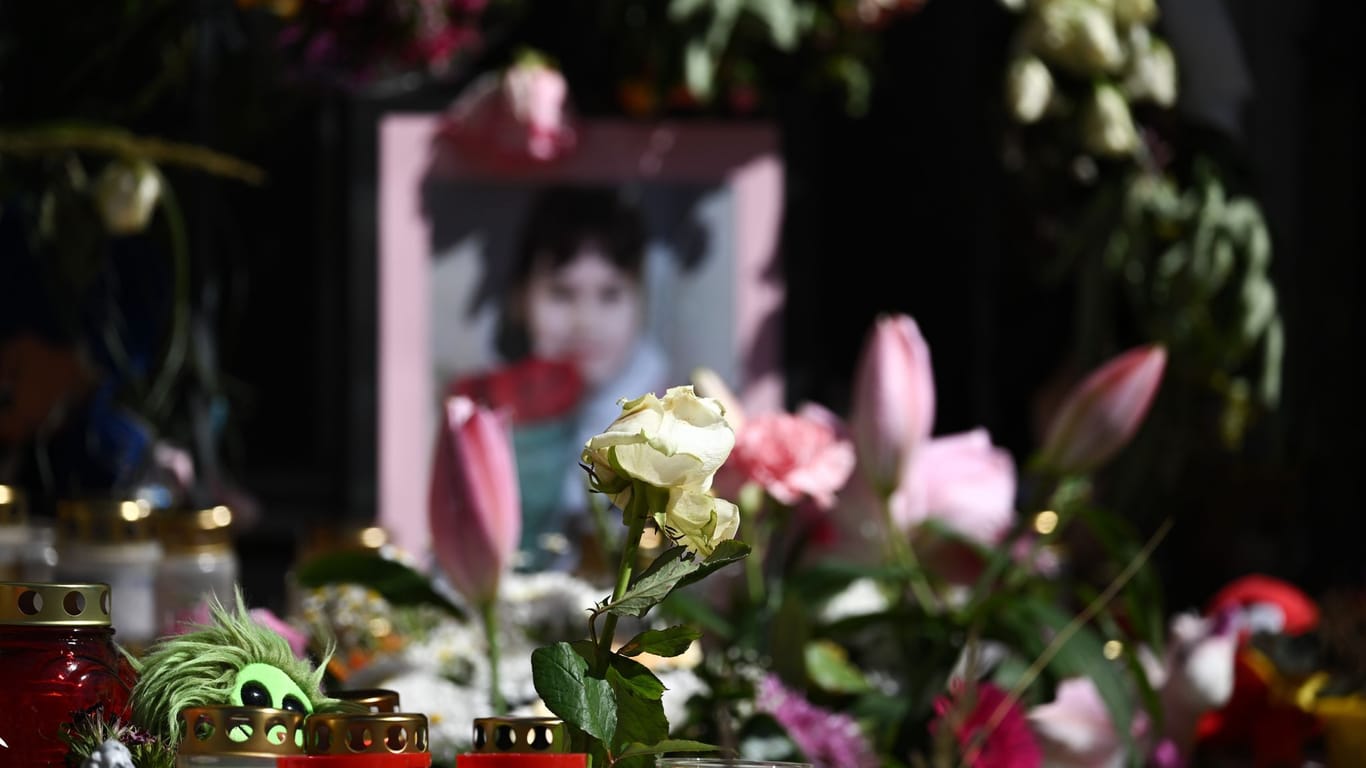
[1037,344,1167,475]
[428,396,522,606]
[849,314,936,497]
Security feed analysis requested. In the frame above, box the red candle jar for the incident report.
[279,711,431,767]
[0,582,139,766]
[457,718,587,768]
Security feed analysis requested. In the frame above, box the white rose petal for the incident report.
[1006,56,1054,123]
[661,489,740,556]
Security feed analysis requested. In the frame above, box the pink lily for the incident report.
[428,396,521,607]
[849,314,936,498]
[1036,345,1167,475]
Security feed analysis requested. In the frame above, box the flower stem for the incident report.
[596,489,648,674]
[881,494,940,613]
[480,599,506,715]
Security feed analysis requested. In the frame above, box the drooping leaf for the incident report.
[804,639,872,694]
[617,739,722,761]
[607,661,669,750]
[609,654,667,701]
[294,551,464,618]
[605,547,702,618]
[531,642,617,746]
[620,625,702,658]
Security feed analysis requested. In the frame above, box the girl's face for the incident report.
[523,243,643,388]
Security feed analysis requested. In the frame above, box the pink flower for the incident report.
[1028,678,1131,768]
[756,674,879,768]
[728,404,856,509]
[894,428,1017,547]
[934,681,1042,768]
[1036,345,1167,475]
[1154,613,1236,754]
[428,396,521,606]
[437,54,576,169]
[849,314,936,497]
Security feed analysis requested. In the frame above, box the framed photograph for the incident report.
[377,115,785,560]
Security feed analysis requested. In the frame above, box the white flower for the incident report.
[661,488,740,557]
[819,578,892,624]
[1113,0,1157,27]
[1082,84,1140,157]
[94,159,162,235]
[81,740,135,768]
[1006,56,1055,123]
[582,386,736,498]
[1124,29,1177,108]
[1029,0,1125,76]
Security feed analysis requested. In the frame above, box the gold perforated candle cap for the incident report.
[471,717,570,754]
[57,499,159,543]
[177,706,307,757]
[0,582,112,626]
[158,505,234,552]
[305,712,429,755]
[332,688,402,713]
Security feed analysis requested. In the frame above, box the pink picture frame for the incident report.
[377,115,785,559]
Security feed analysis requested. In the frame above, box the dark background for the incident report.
[2,0,1361,611]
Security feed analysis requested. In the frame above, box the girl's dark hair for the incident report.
[496,186,647,359]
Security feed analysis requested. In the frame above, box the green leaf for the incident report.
[620,626,702,658]
[293,551,465,619]
[676,540,751,591]
[606,547,702,618]
[804,640,872,694]
[608,662,669,750]
[617,739,722,761]
[609,654,667,701]
[531,642,617,746]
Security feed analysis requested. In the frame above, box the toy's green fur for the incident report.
[130,589,341,745]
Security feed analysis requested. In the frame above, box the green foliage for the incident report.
[293,550,466,619]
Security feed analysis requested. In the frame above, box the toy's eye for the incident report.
[241,681,272,707]
[281,695,306,714]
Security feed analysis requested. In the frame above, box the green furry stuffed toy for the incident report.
[65,588,351,767]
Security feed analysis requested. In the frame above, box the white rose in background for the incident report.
[1124,28,1177,108]
[1028,0,1124,76]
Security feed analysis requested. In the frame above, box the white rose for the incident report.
[582,386,735,496]
[1006,56,1054,123]
[660,488,740,557]
[1082,84,1139,157]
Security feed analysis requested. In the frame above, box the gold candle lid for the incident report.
[471,717,570,754]
[305,712,429,755]
[177,706,306,757]
[57,499,159,543]
[0,582,111,626]
[158,505,234,552]
[332,688,402,713]
[0,485,26,525]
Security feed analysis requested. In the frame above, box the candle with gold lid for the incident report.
[457,717,586,768]
[176,705,307,767]
[0,581,139,766]
[55,498,164,648]
[0,484,28,580]
[277,711,431,767]
[155,505,239,635]
[331,688,402,713]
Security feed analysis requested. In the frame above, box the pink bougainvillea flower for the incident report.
[437,52,576,169]
[849,314,936,497]
[428,396,521,606]
[1036,344,1167,475]
[756,674,879,768]
[933,680,1042,768]
[728,404,856,510]
[894,428,1017,547]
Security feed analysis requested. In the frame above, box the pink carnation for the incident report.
[728,404,856,509]
[933,681,1042,768]
[756,674,879,768]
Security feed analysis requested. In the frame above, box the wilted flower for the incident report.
[429,396,521,606]
[849,314,936,497]
[1006,56,1054,124]
[94,159,162,235]
[662,487,740,557]
[933,681,1042,768]
[1081,84,1141,157]
[757,674,880,768]
[1036,344,1166,474]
